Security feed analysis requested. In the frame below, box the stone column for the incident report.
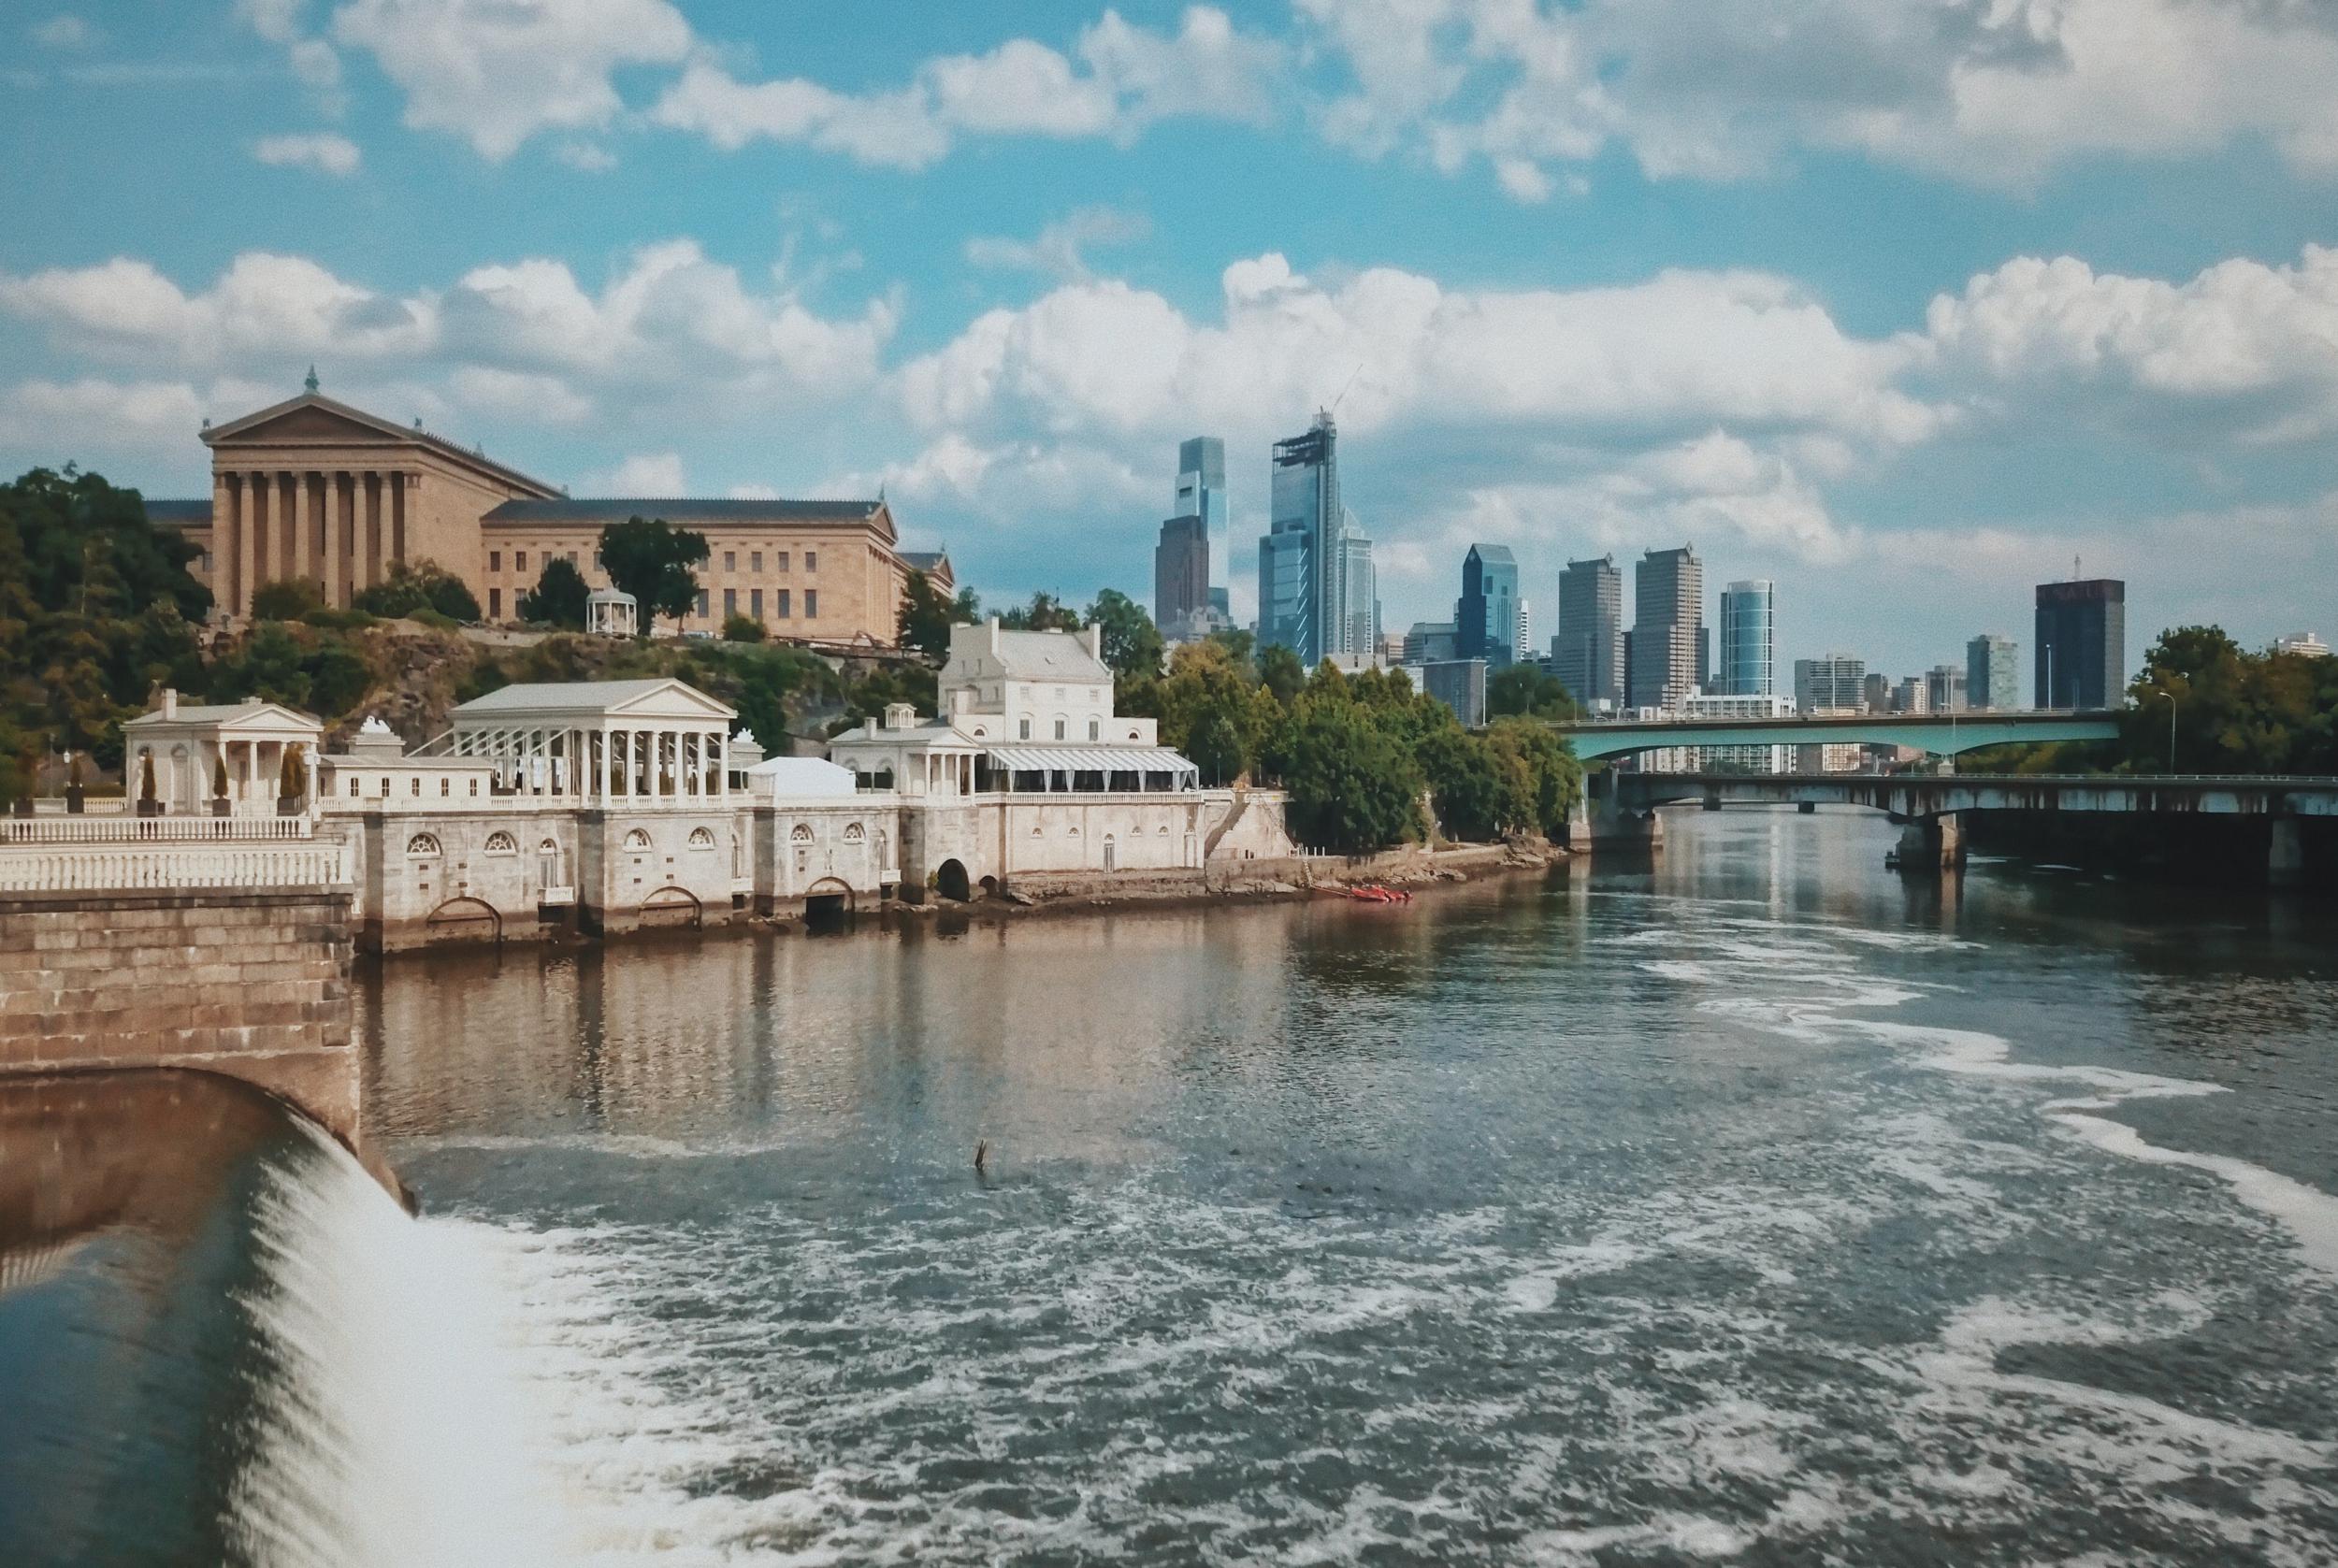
[2271,818,2304,890]
[242,472,265,597]
[290,471,311,586]
[227,472,252,616]
[397,471,419,567]
[211,470,233,612]
[323,471,344,607]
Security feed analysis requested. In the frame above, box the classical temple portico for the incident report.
[120,692,323,813]
[417,678,737,804]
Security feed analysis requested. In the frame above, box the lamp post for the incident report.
[2161,689,2178,774]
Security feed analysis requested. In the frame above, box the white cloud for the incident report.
[447,367,592,424]
[333,0,694,160]
[31,14,96,50]
[1299,0,2338,198]
[252,131,362,177]
[651,6,1279,169]
[594,451,686,496]
[555,140,617,172]
[236,0,342,102]
[964,207,1151,281]
[0,252,431,366]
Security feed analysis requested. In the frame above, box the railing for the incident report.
[0,840,352,893]
[0,814,316,843]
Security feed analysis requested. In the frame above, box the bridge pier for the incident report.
[2270,818,2304,890]
[1895,814,1965,871]
[1797,801,1817,814]
[1565,782,1664,852]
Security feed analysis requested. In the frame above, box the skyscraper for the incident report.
[1176,437,1228,610]
[2034,578,2126,709]
[1628,545,1704,712]
[1718,580,1775,697]
[1553,555,1623,708]
[1925,663,1968,713]
[1966,633,2020,711]
[1458,544,1519,667]
[1337,526,1378,658]
[1153,512,1209,638]
[1514,597,1532,663]
[1794,653,1867,713]
[1259,411,1359,666]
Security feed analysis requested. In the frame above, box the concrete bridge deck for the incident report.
[1553,710,2121,761]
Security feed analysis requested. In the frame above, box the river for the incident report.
[7,807,2338,1564]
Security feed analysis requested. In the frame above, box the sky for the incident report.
[3,0,2335,676]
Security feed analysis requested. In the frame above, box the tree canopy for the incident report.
[1084,588,1165,681]
[354,559,480,623]
[996,591,1084,633]
[598,516,710,632]
[898,568,978,659]
[1488,662,1577,721]
[2124,625,2338,775]
[518,555,589,629]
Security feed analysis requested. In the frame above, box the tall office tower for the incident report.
[1924,663,1968,713]
[1718,580,1776,696]
[1793,652,1867,712]
[1259,411,1351,665]
[1176,437,1228,609]
[1457,544,1520,667]
[2034,578,2126,708]
[1514,597,1532,663]
[1553,554,1624,707]
[1153,512,1209,637]
[1405,622,1458,663]
[1860,671,1890,713]
[1966,634,2021,711]
[1336,525,1378,658]
[1628,545,1704,712]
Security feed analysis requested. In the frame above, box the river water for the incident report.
[7,808,2338,1564]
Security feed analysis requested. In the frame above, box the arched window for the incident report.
[843,822,865,842]
[405,832,441,856]
[624,827,653,850]
[687,827,715,849]
[791,823,815,842]
[483,830,517,855]
[537,837,558,856]
[1030,824,1043,836]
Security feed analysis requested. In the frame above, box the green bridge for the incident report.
[1551,709,2121,762]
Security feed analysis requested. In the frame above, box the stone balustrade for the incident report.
[2,814,317,844]
[0,840,351,893]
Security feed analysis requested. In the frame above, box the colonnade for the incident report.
[447,725,729,804]
[213,468,421,614]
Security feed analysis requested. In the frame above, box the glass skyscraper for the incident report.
[2034,579,2126,709]
[1260,411,1367,665]
[1628,545,1704,712]
[1966,633,2021,711]
[1717,580,1775,697]
[1175,437,1227,607]
[1553,554,1623,708]
[1458,544,1519,667]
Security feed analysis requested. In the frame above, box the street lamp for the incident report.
[2160,688,2178,774]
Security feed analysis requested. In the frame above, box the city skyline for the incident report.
[5,4,2337,670]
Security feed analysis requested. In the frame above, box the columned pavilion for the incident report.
[418,678,740,804]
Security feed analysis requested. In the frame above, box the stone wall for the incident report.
[0,887,357,1140]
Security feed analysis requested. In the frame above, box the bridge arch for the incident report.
[1556,711,2120,763]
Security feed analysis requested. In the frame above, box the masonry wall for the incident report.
[0,888,358,1140]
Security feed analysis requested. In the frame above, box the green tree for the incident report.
[997,591,1083,632]
[721,613,767,643]
[1081,588,1165,680]
[354,559,480,623]
[1487,662,1576,721]
[598,516,710,632]
[518,555,589,629]
[305,641,371,717]
[897,568,971,660]
[1280,699,1424,854]
[1485,718,1583,837]
[252,578,325,621]
[1258,643,1306,705]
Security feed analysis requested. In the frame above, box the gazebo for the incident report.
[587,587,638,638]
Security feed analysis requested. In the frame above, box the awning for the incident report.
[982,745,1196,774]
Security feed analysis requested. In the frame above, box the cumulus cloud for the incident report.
[236,0,342,104]
[1298,0,2338,198]
[964,207,1151,281]
[592,451,687,496]
[651,7,1279,169]
[0,252,431,367]
[332,0,694,160]
[252,131,362,176]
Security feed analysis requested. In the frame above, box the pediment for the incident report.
[208,399,410,449]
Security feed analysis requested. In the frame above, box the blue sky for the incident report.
[5,1,2336,676]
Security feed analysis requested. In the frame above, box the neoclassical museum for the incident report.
[149,375,952,648]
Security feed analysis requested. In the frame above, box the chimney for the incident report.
[987,616,1001,656]
[160,687,178,719]
[1084,623,1102,661]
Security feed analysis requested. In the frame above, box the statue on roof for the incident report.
[304,366,320,395]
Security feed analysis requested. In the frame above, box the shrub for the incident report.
[251,578,324,621]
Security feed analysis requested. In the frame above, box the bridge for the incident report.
[1552,709,2121,762]
[1575,770,2337,886]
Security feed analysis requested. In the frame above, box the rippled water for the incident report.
[346,809,2338,1565]
[7,808,2337,1564]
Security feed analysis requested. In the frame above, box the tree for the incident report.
[1258,643,1306,705]
[211,752,229,800]
[598,516,710,632]
[1280,699,1424,854]
[518,556,589,629]
[1485,718,1583,838]
[278,743,305,801]
[721,612,766,642]
[1084,588,1165,680]
[1488,663,1576,722]
[354,560,480,623]
[997,591,1083,632]
[138,751,157,803]
[252,578,325,622]
[897,568,972,660]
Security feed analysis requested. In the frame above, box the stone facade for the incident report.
[0,887,357,1139]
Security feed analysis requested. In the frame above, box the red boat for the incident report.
[1341,883,1413,903]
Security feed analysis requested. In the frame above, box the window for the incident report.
[750,589,762,617]
[484,831,517,855]
[804,589,817,618]
[380,777,391,797]
[566,550,577,564]
[1019,718,1031,740]
[844,822,864,842]
[725,551,736,571]
[440,777,451,797]
[469,778,479,797]
[405,833,440,856]
[776,552,789,571]
[517,550,527,571]
[687,827,715,849]
[1089,719,1099,741]
[775,589,789,618]
[751,551,763,572]
[695,589,710,618]
[790,823,814,842]
[1054,719,1066,740]
[347,777,360,797]
[804,551,817,572]
[724,588,737,617]
[411,777,422,797]
[489,587,502,619]
[489,550,501,571]
[624,828,653,850]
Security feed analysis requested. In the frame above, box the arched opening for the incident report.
[639,885,702,929]
[978,874,1000,898]
[1103,834,1117,871]
[424,896,501,944]
[803,875,855,930]
[935,857,972,902]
